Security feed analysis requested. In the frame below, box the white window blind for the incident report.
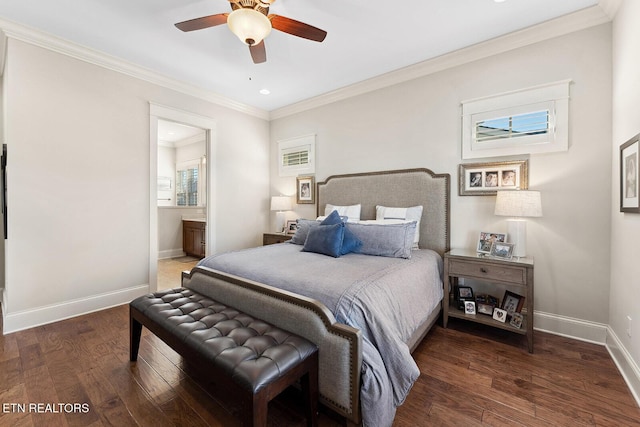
[476,110,549,143]
[282,148,309,167]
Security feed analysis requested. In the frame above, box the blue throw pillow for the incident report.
[320,210,362,255]
[302,223,345,258]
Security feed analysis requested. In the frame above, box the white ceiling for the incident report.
[0,0,603,112]
[158,119,205,145]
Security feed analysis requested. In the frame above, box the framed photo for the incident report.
[464,301,476,315]
[285,220,298,235]
[510,312,524,329]
[457,286,474,299]
[620,133,640,213]
[296,176,315,204]
[501,291,525,315]
[459,160,528,196]
[477,232,507,254]
[457,286,474,310]
[490,242,514,259]
[493,308,507,322]
[477,303,494,316]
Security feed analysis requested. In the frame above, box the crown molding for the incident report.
[598,0,622,19]
[269,4,612,120]
[0,18,270,121]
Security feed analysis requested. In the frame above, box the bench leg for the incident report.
[130,310,143,362]
[302,353,319,427]
[243,391,268,427]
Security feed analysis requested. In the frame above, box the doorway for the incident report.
[157,119,206,290]
[149,104,217,292]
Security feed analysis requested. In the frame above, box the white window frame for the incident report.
[278,134,316,177]
[462,80,571,159]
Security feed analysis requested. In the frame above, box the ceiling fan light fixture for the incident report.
[227,8,272,46]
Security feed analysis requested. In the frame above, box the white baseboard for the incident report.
[606,327,640,407]
[158,249,186,259]
[2,284,149,334]
[534,310,640,407]
[533,310,608,344]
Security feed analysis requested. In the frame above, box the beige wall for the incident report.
[610,0,640,398]
[2,38,269,332]
[271,24,613,327]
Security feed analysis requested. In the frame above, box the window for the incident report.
[462,80,571,159]
[176,164,199,206]
[278,134,315,177]
[476,110,549,143]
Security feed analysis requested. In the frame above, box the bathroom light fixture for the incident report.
[494,190,542,257]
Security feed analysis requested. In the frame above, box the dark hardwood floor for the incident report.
[1,304,638,426]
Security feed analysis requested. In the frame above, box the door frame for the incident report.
[149,103,217,292]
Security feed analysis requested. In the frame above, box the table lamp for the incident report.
[270,196,292,233]
[494,190,542,257]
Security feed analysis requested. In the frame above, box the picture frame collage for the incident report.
[458,287,525,329]
[459,160,528,196]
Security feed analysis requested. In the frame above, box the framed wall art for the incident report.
[620,133,640,213]
[459,160,528,196]
[296,175,315,204]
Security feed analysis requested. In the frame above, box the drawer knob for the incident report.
[480,267,488,273]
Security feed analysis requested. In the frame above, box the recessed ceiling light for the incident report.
[259,88,271,95]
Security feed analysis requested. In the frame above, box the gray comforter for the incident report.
[197,242,443,426]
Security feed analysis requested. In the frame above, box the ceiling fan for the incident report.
[175,0,327,64]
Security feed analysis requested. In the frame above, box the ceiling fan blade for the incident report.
[269,15,327,42]
[175,14,228,32]
[249,41,267,64]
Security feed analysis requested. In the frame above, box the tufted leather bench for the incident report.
[129,287,319,427]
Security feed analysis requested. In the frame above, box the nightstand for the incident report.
[263,233,293,246]
[443,248,535,353]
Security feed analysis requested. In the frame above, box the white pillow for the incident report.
[375,205,423,248]
[324,204,361,222]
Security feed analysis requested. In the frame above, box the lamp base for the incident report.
[507,219,527,258]
[275,211,286,234]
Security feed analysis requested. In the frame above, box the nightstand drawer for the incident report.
[448,259,526,285]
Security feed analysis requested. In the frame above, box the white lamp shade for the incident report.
[494,190,542,217]
[270,196,292,211]
[227,9,272,46]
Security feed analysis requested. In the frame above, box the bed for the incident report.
[181,168,450,426]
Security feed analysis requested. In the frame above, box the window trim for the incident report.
[462,80,571,159]
[278,134,316,177]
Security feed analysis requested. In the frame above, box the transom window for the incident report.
[462,80,570,159]
[476,110,549,143]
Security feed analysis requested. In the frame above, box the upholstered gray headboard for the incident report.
[316,168,450,256]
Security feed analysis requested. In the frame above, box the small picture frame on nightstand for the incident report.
[490,242,515,259]
[510,313,524,329]
[464,301,476,315]
[477,303,494,316]
[493,308,507,322]
[285,220,298,235]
